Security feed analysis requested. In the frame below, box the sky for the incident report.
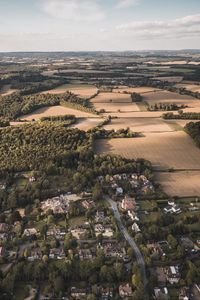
[0,0,200,51]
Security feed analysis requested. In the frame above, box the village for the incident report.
[0,170,199,300]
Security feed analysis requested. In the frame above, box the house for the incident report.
[99,287,113,300]
[78,248,96,261]
[102,241,127,260]
[0,233,8,242]
[82,200,95,210]
[130,180,139,188]
[113,174,122,181]
[131,174,138,180]
[94,224,105,236]
[156,267,167,284]
[122,173,128,180]
[166,266,180,284]
[0,223,9,233]
[116,187,123,196]
[95,211,106,222]
[154,287,169,299]
[179,287,190,300]
[119,284,133,298]
[168,200,175,206]
[27,249,42,262]
[132,223,141,233]
[103,226,114,238]
[47,227,66,239]
[49,248,66,260]
[23,228,38,237]
[121,196,136,211]
[41,195,69,214]
[98,176,104,184]
[180,237,194,252]
[71,287,87,299]
[147,243,165,259]
[164,205,181,215]
[128,210,139,221]
[0,183,6,190]
[0,246,5,257]
[29,176,36,183]
[71,227,88,239]
[141,184,154,194]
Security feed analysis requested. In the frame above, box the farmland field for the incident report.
[91,92,140,112]
[92,92,132,103]
[95,131,200,170]
[176,83,200,93]
[42,83,98,98]
[143,90,200,111]
[20,105,97,121]
[112,86,161,94]
[153,76,183,83]
[72,117,103,131]
[104,117,173,133]
[0,84,17,96]
[102,111,165,118]
[155,171,200,197]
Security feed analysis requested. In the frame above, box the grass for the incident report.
[140,211,162,223]
[14,178,29,190]
[68,216,87,227]
[136,101,149,112]
[140,200,158,211]
[165,121,183,131]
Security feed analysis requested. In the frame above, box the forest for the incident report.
[0,91,94,120]
[148,103,187,112]
[185,121,200,147]
[163,112,200,120]
[0,123,91,173]
[0,123,152,210]
[40,114,77,126]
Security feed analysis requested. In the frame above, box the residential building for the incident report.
[132,223,141,233]
[121,196,136,211]
[71,287,87,299]
[23,228,38,237]
[119,284,133,298]
[166,266,180,284]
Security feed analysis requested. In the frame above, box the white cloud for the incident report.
[40,0,104,21]
[116,0,139,9]
[116,14,200,39]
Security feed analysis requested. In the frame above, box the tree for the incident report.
[42,255,49,264]
[39,224,48,240]
[87,294,96,300]
[53,276,64,294]
[167,234,177,249]
[114,263,124,281]
[92,183,102,201]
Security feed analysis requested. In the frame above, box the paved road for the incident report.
[106,197,148,287]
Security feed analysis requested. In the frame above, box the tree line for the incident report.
[0,91,95,120]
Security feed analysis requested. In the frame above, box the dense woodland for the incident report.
[131,93,142,102]
[148,103,187,111]
[0,118,10,127]
[40,114,77,126]
[185,121,200,147]
[0,124,91,173]
[0,123,152,210]
[90,127,139,139]
[0,91,94,120]
[163,112,200,120]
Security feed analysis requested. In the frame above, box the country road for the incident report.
[106,197,148,288]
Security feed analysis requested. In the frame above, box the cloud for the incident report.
[116,0,139,9]
[40,0,104,21]
[116,14,200,39]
